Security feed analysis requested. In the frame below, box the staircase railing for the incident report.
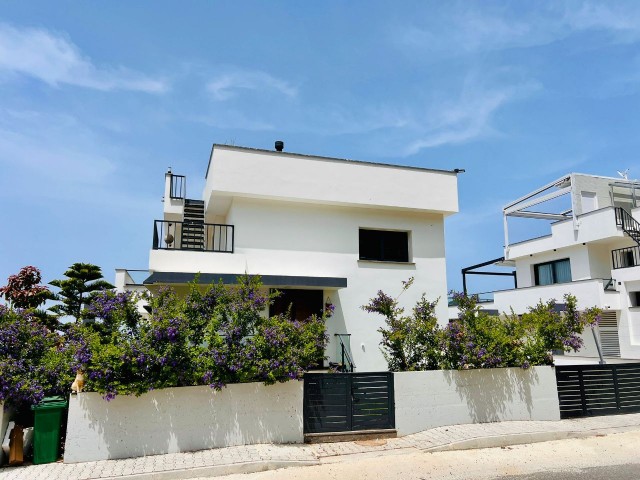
[334,334,355,373]
[152,220,234,252]
[615,207,640,245]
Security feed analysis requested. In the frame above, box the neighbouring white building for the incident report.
[454,173,640,364]
[117,142,460,372]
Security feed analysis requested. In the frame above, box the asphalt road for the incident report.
[498,464,640,480]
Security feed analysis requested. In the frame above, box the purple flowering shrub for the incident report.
[442,292,521,369]
[515,293,601,365]
[443,292,601,370]
[0,307,73,408]
[364,283,602,372]
[362,278,441,371]
[199,275,329,389]
[76,274,329,399]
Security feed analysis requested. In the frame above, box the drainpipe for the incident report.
[591,326,606,365]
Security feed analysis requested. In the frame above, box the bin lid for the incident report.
[31,396,68,410]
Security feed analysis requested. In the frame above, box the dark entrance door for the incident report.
[303,372,395,434]
[269,289,324,321]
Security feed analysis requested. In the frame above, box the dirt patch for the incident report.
[354,439,387,447]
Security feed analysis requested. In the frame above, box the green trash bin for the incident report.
[31,396,68,464]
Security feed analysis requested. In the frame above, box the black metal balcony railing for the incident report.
[152,220,234,253]
[612,245,640,269]
[169,174,186,200]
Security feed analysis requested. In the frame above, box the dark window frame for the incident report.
[533,258,572,286]
[359,228,410,263]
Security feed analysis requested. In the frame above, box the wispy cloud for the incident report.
[564,2,640,38]
[206,70,297,100]
[402,76,540,155]
[0,108,154,213]
[396,2,640,55]
[0,23,168,93]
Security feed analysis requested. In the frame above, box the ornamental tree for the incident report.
[0,266,58,330]
[0,266,54,310]
[49,263,114,323]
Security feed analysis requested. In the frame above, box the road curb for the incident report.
[422,425,640,453]
[98,459,320,480]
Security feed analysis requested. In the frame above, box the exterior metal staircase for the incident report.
[181,199,205,250]
[615,207,640,246]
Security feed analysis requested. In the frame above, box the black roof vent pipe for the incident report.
[275,140,284,152]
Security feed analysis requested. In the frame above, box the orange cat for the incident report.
[71,370,85,394]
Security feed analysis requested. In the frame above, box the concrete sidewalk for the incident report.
[2,413,640,480]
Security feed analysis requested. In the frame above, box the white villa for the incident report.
[116,142,460,372]
[456,173,640,364]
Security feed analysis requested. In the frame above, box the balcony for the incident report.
[152,220,234,253]
[612,245,640,270]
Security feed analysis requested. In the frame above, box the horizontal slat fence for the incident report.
[303,372,394,434]
[556,363,640,418]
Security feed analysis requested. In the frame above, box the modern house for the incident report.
[455,173,640,364]
[116,142,460,372]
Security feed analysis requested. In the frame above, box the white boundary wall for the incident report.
[394,367,560,436]
[0,403,12,466]
[64,381,303,463]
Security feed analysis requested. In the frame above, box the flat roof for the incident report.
[205,143,460,179]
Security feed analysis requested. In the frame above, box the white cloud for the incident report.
[0,23,168,93]
[396,2,640,55]
[402,78,540,155]
[207,70,297,100]
[0,108,155,214]
[564,2,640,37]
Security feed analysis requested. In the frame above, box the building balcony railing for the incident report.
[169,173,186,200]
[612,245,640,269]
[152,220,234,253]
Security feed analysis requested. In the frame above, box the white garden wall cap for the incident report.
[143,271,348,288]
[205,143,461,179]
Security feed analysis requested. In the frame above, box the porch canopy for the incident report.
[143,272,347,289]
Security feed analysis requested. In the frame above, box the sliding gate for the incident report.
[556,363,640,419]
[303,372,395,434]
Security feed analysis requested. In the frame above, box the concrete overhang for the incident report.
[144,272,348,289]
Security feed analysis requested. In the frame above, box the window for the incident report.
[359,229,409,262]
[630,292,640,308]
[534,258,572,286]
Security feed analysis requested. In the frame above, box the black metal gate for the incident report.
[303,372,395,434]
[556,363,640,418]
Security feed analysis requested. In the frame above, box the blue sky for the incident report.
[1,1,639,295]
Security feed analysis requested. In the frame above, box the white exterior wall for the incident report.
[508,208,624,260]
[394,367,560,436]
[150,199,449,371]
[610,267,640,358]
[513,245,591,288]
[204,145,458,216]
[64,381,303,463]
